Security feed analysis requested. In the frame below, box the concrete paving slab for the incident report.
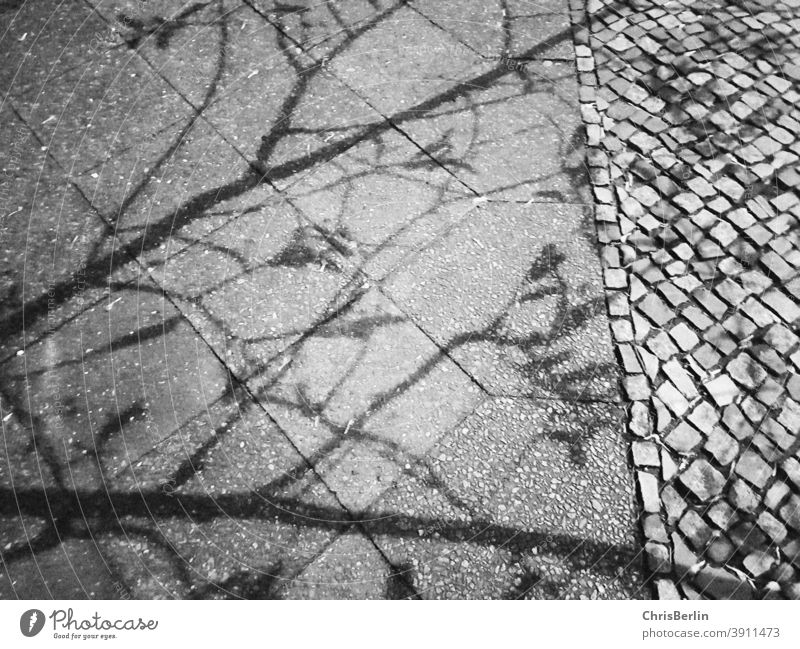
[279,531,404,599]
[0,359,351,599]
[397,60,588,202]
[282,126,474,280]
[102,397,349,599]
[71,462,345,599]
[149,193,362,377]
[0,103,110,328]
[410,0,574,60]
[0,266,232,487]
[364,397,641,599]
[103,2,259,110]
[203,57,383,191]
[384,201,618,400]
[73,116,251,245]
[0,391,58,561]
[251,288,483,512]
[248,0,401,57]
[10,43,194,175]
[0,538,121,599]
[326,5,488,117]
[0,0,111,98]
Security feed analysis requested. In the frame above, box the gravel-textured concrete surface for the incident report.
[0,0,645,599]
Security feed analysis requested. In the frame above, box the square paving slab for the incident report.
[201,55,384,191]
[148,192,363,378]
[105,396,349,598]
[325,5,488,117]
[89,1,250,108]
[248,0,402,58]
[384,201,618,400]
[251,287,484,513]
[363,397,643,599]
[0,538,121,599]
[0,104,110,331]
[396,60,588,202]
[0,0,112,98]
[410,0,574,60]
[74,116,253,244]
[277,530,407,599]
[11,43,194,176]
[282,126,474,280]
[0,265,233,490]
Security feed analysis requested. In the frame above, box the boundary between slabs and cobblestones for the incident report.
[568,0,671,600]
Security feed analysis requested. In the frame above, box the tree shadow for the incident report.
[0,0,641,599]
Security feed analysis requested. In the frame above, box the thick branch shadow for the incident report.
[0,0,635,599]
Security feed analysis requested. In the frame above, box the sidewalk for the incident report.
[1,0,644,599]
[4,0,799,602]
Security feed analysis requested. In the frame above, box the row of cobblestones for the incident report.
[578,0,800,599]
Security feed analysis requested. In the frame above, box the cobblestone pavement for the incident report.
[580,0,800,599]
[1,0,646,599]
